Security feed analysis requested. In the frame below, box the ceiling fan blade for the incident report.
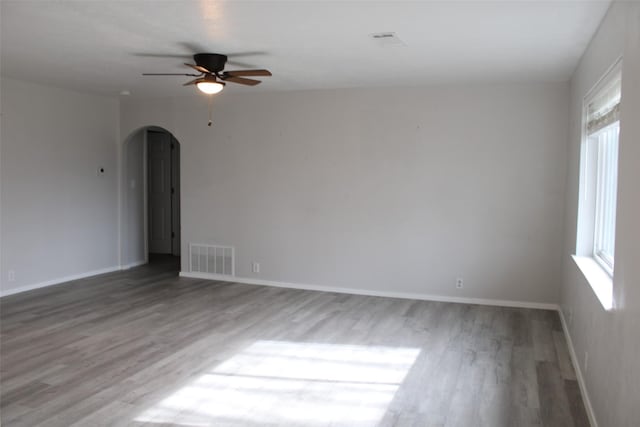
[226,51,267,58]
[134,53,191,59]
[176,41,265,58]
[185,63,211,74]
[142,73,202,76]
[178,42,206,54]
[183,78,205,86]
[226,69,272,77]
[223,76,262,86]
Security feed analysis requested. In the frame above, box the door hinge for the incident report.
[171,187,175,194]
[171,143,175,150]
[172,231,175,238]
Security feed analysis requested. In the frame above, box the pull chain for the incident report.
[207,94,213,127]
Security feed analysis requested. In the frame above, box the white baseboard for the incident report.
[0,266,122,298]
[559,309,598,427]
[179,271,559,311]
[120,260,147,270]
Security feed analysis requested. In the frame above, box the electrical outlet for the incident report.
[8,270,15,282]
[456,277,463,289]
[252,262,260,274]
[584,351,589,372]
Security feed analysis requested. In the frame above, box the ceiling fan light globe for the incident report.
[197,81,224,94]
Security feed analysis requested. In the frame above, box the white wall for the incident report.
[560,2,640,426]
[121,82,569,305]
[0,78,120,295]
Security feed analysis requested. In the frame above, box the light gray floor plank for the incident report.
[1,256,589,426]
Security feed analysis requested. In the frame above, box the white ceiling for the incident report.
[1,1,610,98]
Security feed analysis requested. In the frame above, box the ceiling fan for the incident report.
[142,53,272,94]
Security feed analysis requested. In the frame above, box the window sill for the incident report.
[572,255,613,311]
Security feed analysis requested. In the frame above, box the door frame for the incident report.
[170,135,181,256]
[142,129,149,262]
[120,126,181,267]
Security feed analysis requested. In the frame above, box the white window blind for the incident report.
[586,73,621,134]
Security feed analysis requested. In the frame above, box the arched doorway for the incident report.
[121,126,181,269]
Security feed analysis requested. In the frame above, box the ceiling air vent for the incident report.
[370,32,406,47]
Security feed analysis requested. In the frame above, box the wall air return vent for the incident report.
[189,243,235,276]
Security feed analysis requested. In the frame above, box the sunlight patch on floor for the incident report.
[134,340,420,426]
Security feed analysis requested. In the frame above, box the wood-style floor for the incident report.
[0,257,588,427]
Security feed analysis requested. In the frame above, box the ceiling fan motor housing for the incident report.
[194,53,228,73]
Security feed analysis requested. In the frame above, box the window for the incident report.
[592,121,619,271]
[576,59,621,281]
